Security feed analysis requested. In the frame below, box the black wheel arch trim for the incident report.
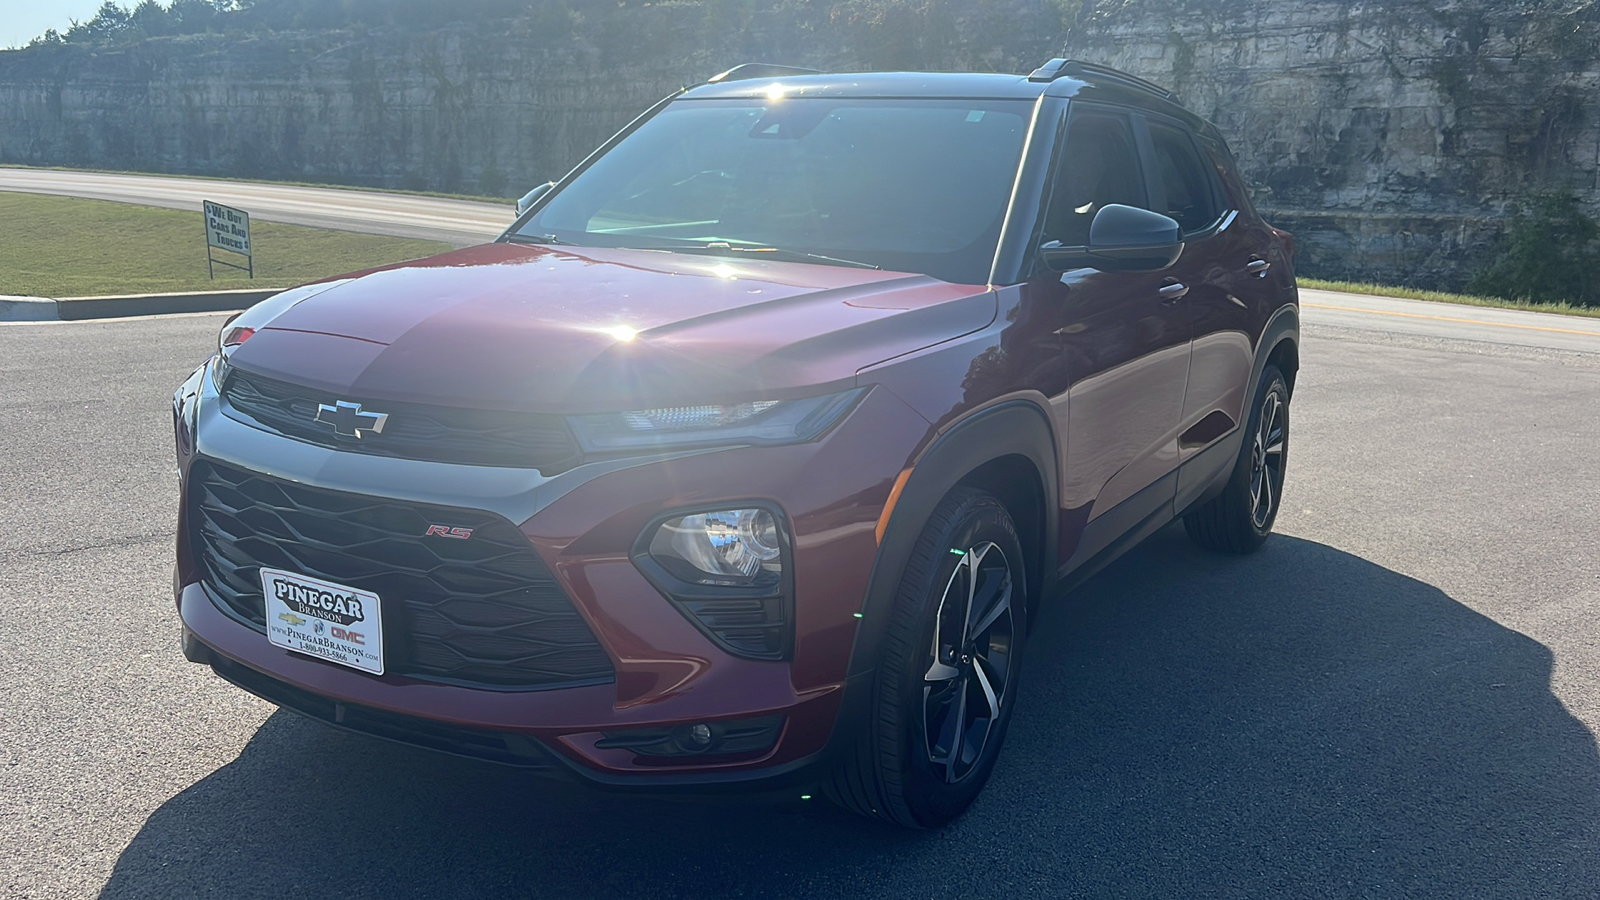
[844,400,1060,682]
[1254,302,1300,397]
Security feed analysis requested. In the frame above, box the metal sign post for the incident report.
[203,200,253,279]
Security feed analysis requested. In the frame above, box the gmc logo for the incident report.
[425,525,474,540]
[331,626,365,645]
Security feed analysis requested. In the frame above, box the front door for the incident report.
[1017,106,1192,562]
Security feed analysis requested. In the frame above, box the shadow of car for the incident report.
[103,528,1600,897]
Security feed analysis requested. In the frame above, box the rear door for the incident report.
[1135,116,1258,489]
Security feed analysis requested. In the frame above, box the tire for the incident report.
[1183,364,1289,553]
[827,487,1028,828]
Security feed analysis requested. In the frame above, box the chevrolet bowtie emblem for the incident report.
[315,400,389,438]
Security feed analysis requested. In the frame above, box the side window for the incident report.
[1041,112,1144,248]
[1147,122,1219,233]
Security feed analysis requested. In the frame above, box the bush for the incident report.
[1469,193,1600,308]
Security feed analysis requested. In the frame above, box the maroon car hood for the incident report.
[228,244,994,412]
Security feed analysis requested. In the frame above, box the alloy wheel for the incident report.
[1248,389,1286,529]
[923,541,1016,784]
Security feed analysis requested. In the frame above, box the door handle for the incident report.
[1245,258,1271,276]
[1158,282,1189,302]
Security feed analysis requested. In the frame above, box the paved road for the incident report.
[3,311,1600,898]
[0,167,510,246]
[1300,288,1600,355]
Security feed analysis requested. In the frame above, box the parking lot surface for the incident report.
[3,312,1600,898]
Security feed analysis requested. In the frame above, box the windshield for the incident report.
[513,97,1032,283]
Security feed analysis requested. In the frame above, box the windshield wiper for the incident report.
[667,242,880,270]
[504,233,573,246]
[518,235,881,269]
[733,246,880,270]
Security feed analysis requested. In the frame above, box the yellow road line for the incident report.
[1303,302,1600,338]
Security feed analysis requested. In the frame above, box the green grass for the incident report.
[0,192,455,297]
[11,184,1600,319]
[1299,277,1600,320]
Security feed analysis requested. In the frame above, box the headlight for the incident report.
[648,508,783,587]
[634,505,793,659]
[568,388,866,454]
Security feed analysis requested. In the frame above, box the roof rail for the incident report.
[1027,58,1178,102]
[706,63,823,84]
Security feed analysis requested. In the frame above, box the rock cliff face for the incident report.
[1064,0,1600,286]
[1,0,1596,287]
[0,3,1062,194]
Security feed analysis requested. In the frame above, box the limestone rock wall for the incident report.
[1,0,1597,287]
[0,3,1062,194]
[1064,0,1600,286]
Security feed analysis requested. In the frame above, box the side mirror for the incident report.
[1039,204,1185,273]
[515,182,556,216]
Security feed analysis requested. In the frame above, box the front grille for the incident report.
[221,367,582,472]
[189,460,615,689]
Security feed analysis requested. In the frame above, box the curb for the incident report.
[0,296,58,322]
[1,288,277,322]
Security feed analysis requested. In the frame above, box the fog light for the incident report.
[684,723,714,749]
[648,508,782,587]
[595,715,786,762]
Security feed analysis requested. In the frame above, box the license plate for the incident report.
[261,567,384,675]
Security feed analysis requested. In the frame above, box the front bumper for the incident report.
[174,359,933,785]
[181,580,848,784]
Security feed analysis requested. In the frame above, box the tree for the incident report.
[168,0,227,33]
[1470,194,1600,308]
[58,2,134,43]
[129,0,175,38]
[85,1,133,39]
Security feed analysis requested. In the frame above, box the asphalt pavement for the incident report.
[1300,288,1600,355]
[0,167,510,245]
[3,309,1600,898]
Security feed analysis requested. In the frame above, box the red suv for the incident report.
[172,60,1298,828]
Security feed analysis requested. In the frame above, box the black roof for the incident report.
[683,71,1048,102]
[679,64,1197,124]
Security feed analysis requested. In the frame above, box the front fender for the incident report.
[845,399,1060,680]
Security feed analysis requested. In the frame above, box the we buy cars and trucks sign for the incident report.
[203,200,253,277]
